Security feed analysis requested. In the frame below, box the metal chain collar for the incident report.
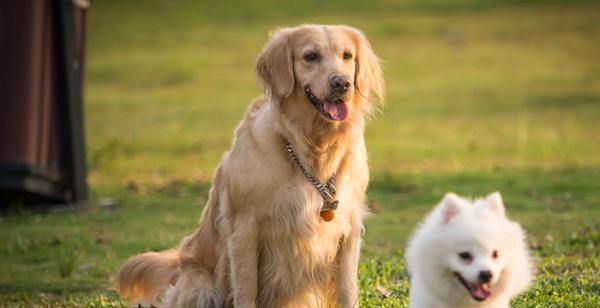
[284,139,337,201]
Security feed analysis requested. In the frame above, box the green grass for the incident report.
[1,0,599,306]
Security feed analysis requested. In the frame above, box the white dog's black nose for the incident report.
[330,75,351,93]
[479,270,493,283]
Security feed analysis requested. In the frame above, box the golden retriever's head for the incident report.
[256,25,384,124]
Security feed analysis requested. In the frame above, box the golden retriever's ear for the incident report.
[345,27,385,114]
[255,29,295,99]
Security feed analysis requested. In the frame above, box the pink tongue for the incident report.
[324,102,348,121]
[471,285,491,301]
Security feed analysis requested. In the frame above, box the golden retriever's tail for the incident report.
[115,249,180,306]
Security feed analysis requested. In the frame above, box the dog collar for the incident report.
[283,138,338,221]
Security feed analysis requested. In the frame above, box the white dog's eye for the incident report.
[343,51,353,60]
[458,252,473,262]
[492,250,499,259]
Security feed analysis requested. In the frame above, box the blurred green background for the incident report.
[1,0,599,306]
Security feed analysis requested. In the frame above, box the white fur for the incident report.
[406,192,534,308]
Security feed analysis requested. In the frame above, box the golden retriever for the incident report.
[116,24,384,308]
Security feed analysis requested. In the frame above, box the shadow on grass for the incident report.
[368,166,600,212]
[527,92,600,109]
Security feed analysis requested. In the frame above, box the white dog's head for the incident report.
[407,192,533,305]
[440,193,512,302]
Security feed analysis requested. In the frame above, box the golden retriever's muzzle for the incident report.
[304,85,350,121]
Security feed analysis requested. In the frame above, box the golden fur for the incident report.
[115,24,384,308]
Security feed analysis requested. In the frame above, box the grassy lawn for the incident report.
[1,0,599,306]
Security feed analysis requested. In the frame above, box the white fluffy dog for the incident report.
[406,192,534,308]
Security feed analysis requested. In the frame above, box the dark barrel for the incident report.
[0,0,89,206]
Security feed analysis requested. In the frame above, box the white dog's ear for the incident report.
[485,192,506,216]
[440,193,461,224]
[343,26,385,115]
[255,28,295,99]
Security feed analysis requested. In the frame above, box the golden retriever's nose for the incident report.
[330,75,351,94]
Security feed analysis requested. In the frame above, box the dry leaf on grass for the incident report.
[376,282,392,298]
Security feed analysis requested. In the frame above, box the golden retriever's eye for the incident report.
[343,51,353,60]
[303,52,320,62]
